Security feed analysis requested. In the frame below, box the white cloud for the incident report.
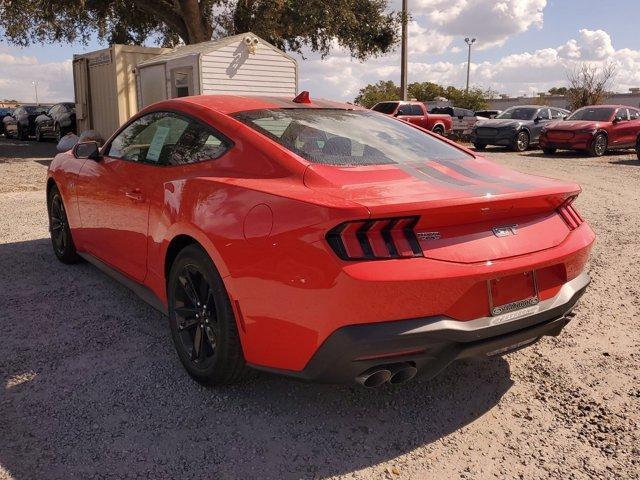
[0,48,72,102]
[413,0,547,49]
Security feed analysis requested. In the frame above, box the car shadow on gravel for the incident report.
[0,137,57,162]
[0,238,513,480]
[521,150,633,160]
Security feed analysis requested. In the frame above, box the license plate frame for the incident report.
[487,271,540,317]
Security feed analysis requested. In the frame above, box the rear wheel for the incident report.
[168,244,250,385]
[473,143,487,150]
[542,147,557,155]
[48,186,82,264]
[589,133,607,157]
[512,131,530,152]
[432,125,445,136]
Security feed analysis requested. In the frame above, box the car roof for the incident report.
[575,104,626,109]
[176,95,362,115]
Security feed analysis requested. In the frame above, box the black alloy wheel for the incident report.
[589,133,607,157]
[512,131,530,152]
[168,245,250,385]
[48,186,81,263]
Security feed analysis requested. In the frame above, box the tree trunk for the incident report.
[179,0,213,44]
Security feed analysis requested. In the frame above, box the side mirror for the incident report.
[73,141,101,161]
[534,116,541,123]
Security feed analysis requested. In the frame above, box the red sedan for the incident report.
[47,93,595,388]
[540,105,640,156]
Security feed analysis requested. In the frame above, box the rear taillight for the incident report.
[557,197,584,230]
[326,217,423,260]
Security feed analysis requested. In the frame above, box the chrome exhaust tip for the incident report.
[389,364,418,385]
[355,368,392,388]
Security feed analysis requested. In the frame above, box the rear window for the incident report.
[567,107,615,121]
[371,102,399,114]
[233,109,472,167]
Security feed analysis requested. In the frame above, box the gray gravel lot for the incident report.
[0,139,638,479]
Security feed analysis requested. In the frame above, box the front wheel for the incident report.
[168,245,250,385]
[48,186,82,264]
[432,125,444,136]
[473,143,487,151]
[512,131,530,152]
[589,133,607,157]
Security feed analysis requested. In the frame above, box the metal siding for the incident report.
[200,40,297,97]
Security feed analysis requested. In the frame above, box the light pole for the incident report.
[464,37,476,92]
[31,81,39,105]
[400,0,408,101]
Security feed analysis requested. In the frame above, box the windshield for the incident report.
[496,107,538,120]
[233,109,472,167]
[371,102,399,114]
[567,107,614,121]
[24,106,46,114]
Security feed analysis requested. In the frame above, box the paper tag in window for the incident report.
[146,126,170,162]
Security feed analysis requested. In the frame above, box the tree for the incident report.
[566,63,617,110]
[548,87,568,96]
[0,0,399,59]
[407,82,446,102]
[354,80,401,108]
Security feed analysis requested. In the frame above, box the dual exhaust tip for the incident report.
[355,362,418,388]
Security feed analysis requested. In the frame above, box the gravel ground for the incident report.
[0,139,638,480]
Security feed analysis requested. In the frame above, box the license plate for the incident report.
[488,271,539,317]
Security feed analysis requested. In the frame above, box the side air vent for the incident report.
[326,217,423,261]
[557,196,584,230]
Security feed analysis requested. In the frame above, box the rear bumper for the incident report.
[253,273,590,384]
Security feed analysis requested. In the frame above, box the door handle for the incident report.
[125,189,144,202]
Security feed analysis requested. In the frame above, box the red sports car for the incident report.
[539,105,640,156]
[47,93,595,388]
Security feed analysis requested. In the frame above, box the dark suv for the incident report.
[35,103,77,142]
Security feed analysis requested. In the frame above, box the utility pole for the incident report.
[465,37,476,92]
[31,81,39,104]
[401,0,408,100]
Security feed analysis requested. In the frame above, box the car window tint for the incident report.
[550,109,565,119]
[108,112,189,164]
[234,109,473,167]
[371,102,399,114]
[537,109,551,120]
[396,104,412,116]
[409,104,423,115]
[629,109,640,120]
[252,117,293,138]
[615,108,629,121]
[170,121,230,165]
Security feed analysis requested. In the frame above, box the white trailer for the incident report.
[136,32,298,108]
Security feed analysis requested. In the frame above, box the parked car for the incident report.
[429,106,479,135]
[47,92,594,387]
[0,107,12,136]
[2,105,49,140]
[475,109,502,119]
[636,133,640,161]
[371,101,452,135]
[470,106,570,152]
[539,105,640,157]
[35,102,77,142]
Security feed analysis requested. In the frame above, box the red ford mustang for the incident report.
[47,93,595,388]
[539,105,640,157]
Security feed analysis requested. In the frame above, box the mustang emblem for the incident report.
[416,231,441,241]
[492,225,518,237]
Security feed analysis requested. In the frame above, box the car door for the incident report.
[620,108,640,146]
[531,108,551,141]
[609,108,629,147]
[75,111,191,282]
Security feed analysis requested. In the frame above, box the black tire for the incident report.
[35,125,44,142]
[589,133,607,157]
[636,137,640,161]
[168,244,250,385]
[48,185,82,264]
[473,143,487,150]
[432,125,445,136]
[542,147,557,155]
[17,125,27,141]
[511,130,530,152]
[55,124,62,143]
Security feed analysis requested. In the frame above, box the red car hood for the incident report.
[304,156,580,222]
[546,120,607,131]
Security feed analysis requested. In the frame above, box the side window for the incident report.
[409,104,423,116]
[537,109,551,120]
[550,109,565,119]
[396,104,412,116]
[49,105,60,116]
[615,108,629,121]
[107,112,189,164]
[629,108,640,120]
[170,121,230,165]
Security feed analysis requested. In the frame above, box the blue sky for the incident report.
[2,0,640,102]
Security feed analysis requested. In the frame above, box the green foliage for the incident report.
[0,0,399,58]
[355,80,492,111]
[548,87,569,95]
